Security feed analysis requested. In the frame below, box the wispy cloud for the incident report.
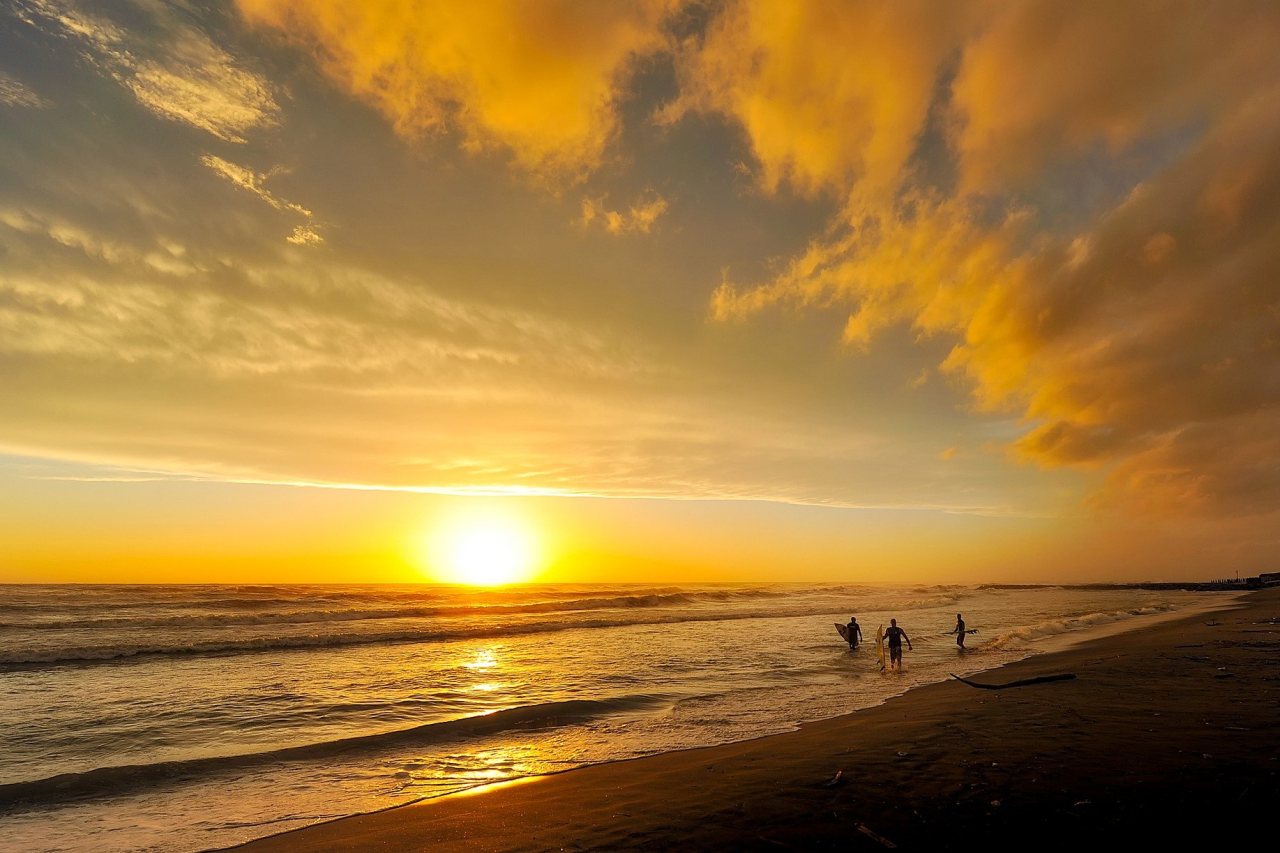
[16,0,277,142]
[0,252,636,378]
[579,192,668,235]
[200,155,310,216]
[0,197,1034,514]
[286,224,323,246]
[201,154,322,244]
[0,71,48,107]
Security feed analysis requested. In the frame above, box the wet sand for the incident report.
[231,590,1280,851]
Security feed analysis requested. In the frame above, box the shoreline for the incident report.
[228,590,1275,851]
[1029,592,1242,653]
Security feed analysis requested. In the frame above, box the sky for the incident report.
[2,0,1278,583]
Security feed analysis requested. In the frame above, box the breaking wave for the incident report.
[0,695,668,808]
[979,603,1179,650]
[0,589,971,671]
[1,588,796,631]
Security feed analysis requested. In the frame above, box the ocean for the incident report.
[0,583,1223,852]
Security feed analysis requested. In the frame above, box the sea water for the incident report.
[0,583,1224,852]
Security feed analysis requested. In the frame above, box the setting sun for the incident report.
[421,511,541,585]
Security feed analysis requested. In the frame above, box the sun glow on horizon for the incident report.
[418,509,542,585]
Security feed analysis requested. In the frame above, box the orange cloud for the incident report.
[580,192,668,235]
[662,0,976,202]
[999,91,1280,503]
[236,0,681,182]
[950,1,1280,190]
[695,2,1280,517]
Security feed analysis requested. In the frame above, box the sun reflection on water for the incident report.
[465,747,531,781]
[461,648,499,671]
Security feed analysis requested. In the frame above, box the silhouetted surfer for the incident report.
[953,613,966,649]
[885,618,911,670]
[845,616,863,649]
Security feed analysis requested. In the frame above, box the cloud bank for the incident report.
[692,0,1280,517]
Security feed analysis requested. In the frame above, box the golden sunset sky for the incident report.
[2,0,1278,583]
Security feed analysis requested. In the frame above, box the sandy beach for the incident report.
[229,589,1279,851]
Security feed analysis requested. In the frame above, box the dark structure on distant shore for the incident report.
[981,575,1277,592]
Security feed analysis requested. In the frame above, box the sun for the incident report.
[420,510,540,586]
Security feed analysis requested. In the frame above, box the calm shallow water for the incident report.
[0,583,1218,852]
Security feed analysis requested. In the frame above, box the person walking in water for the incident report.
[952,613,966,649]
[885,618,911,670]
[845,616,863,650]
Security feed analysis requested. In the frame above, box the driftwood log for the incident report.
[949,672,1076,690]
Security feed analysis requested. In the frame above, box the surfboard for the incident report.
[835,622,850,643]
[876,624,886,671]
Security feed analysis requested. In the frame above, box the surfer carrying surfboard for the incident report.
[884,618,912,670]
[953,613,966,649]
[845,616,863,649]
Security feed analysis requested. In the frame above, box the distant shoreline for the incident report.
[977,581,1259,592]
